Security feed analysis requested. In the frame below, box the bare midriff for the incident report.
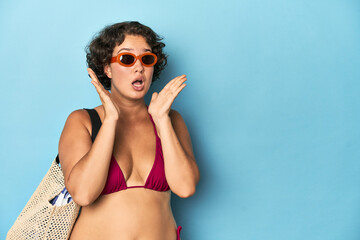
[69,188,177,240]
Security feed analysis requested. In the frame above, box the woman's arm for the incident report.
[153,109,200,198]
[58,110,117,206]
[147,74,200,198]
[59,68,120,206]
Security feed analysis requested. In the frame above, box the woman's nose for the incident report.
[133,57,144,73]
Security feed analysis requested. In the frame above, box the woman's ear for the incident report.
[104,64,112,79]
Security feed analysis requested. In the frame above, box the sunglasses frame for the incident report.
[110,52,158,67]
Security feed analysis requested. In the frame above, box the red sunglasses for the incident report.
[110,52,158,67]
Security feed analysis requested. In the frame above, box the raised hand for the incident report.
[87,68,120,121]
[148,74,187,121]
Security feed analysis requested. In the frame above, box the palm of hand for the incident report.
[87,68,120,119]
[148,75,187,119]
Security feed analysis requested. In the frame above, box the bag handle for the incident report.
[55,108,103,165]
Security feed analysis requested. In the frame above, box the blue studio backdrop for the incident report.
[1,0,360,239]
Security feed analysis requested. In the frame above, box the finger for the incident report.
[168,75,186,89]
[169,76,187,91]
[162,76,185,96]
[90,81,108,103]
[91,81,113,107]
[88,69,109,92]
[88,71,103,92]
[87,68,103,87]
[164,75,186,90]
[91,80,102,95]
[172,83,186,99]
[163,77,186,98]
[87,68,97,80]
[150,92,158,102]
[164,82,186,103]
[162,84,186,109]
[89,73,111,102]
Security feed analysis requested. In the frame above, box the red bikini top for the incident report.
[83,107,170,195]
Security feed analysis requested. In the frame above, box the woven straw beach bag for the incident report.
[7,156,80,240]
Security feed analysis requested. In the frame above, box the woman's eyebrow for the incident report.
[117,48,133,54]
[117,48,152,54]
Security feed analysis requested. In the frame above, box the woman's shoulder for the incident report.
[64,105,103,136]
[66,108,91,122]
[169,108,188,131]
[169,108,183,122]
[67,105,103,120]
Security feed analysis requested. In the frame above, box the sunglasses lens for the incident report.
[141,54,156,65]
[120,54,135,65]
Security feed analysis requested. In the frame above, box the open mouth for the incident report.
[132,79,143,87]
[131,79,145,91]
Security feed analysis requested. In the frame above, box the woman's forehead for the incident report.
[114,35,151,52]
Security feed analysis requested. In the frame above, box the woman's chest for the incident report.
[111,124,158,183]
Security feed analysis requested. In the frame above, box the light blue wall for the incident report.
[1,0,360,239]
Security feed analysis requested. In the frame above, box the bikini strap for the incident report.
[56,108,102,165]
[83,108,102,142]
[146,105,159,138]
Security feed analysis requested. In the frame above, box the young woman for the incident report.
[58,21,200,239]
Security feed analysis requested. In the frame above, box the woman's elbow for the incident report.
[177,185,196,198]
[67,186,98,207]
[177,174,199,198]
[71,192,96,207]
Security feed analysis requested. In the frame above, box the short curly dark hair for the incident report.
[85,21,167,90]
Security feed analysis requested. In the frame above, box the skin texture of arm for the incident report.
[58,67,122,206]
[58,111,118,206]
[148,75,200,198]
[154,109,199,198]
